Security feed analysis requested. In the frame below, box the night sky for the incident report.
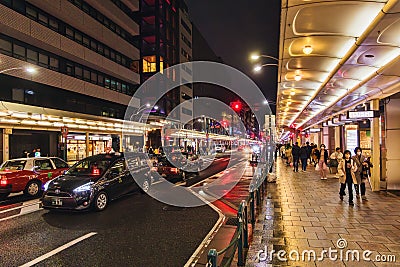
[185,0,281,114]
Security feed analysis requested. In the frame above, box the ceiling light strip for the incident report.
[286,0,399,129]
[298,54,400,129]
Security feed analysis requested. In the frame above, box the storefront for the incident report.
[65,134,113,163]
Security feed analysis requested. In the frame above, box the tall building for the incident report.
[135,0,193,148]
[0,0,141,161]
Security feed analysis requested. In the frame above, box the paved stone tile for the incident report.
[307,239,334,248]
[325,227,350,234]
[246,158,400,267]
[303,226,326,233]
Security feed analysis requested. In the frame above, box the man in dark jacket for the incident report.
[291,142,301,172]
[300,144,309,172]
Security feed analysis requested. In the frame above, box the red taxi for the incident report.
[0,157,69,199]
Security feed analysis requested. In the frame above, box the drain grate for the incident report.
[225,217,239,226]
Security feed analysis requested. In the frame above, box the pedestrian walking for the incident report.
[300,143,308,172]
[306,142,312,165]
[338,150,357,205]
[352,147,367,200]
[315,144,329,179]
[285,144,292,166]
[291,142,301,172]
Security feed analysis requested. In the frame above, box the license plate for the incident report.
[52,198,62,206]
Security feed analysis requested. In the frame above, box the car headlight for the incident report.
[43,180,52,191]
[73,182,93,193]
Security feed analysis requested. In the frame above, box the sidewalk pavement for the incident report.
[246,157,400,267]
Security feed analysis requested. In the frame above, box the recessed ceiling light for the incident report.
[303,45,313,55]
[290,91,296,96]
[294,74,302,81]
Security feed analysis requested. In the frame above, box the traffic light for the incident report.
[230,101,242,112]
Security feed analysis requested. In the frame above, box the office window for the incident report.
[13,44,25,60]
[38,53,48,67]
[83,69,90,81]
[66,27,74,39]
[82,36,90,47]
[116,54,121,63]
[116,82,121,92]
[105,78,110,88]
[91,72,97,83]
[97,43,104,54]
[75,32,82,43]
[66,63,73,75]
[75,66,82,78]
[26,6,37,19]
[27,49,38,63]
[90,40,97,51]
[38,13,48,25]
[110,51,115,60]
[0,39,12,56]
[98,74,104,86]
[49,57,59,70]
[49,18,59,31]
[121,84,127,94]
[110,80,116,90]
[104,47,110,57]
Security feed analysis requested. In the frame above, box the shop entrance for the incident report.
[65,134,112,163]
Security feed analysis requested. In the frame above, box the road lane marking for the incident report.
[184,191,225,267]
[19,232,97,267]
[0,200,40,214]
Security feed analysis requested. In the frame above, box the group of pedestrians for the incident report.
[281,142,373,206]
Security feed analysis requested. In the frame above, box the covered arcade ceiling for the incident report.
[277,0,400,130]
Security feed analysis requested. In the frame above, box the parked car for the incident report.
[41,153,151,211]
[152,151,203,182]
[154,152,188,181]
[0,157,69,199]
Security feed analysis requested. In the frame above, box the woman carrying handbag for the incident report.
[338,150,358,206]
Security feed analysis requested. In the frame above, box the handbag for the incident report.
[329,159,338,167]
[337,169,344,177]
[315,164,320,171]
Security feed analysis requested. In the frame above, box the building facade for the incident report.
[0,0,142,162]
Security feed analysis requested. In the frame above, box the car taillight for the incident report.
[92,167,100,175]
[171,168,178,173]
[0,176,7,185]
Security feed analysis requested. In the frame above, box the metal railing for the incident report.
[206,161,269,267]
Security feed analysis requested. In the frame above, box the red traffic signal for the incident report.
[230,101,242,112]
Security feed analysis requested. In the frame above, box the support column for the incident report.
[85,132,90,157]
[2,128,11,161]
[370,99,380,191]
[119,133,123,152]
[335,126,341,149]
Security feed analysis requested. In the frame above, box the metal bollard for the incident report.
[250,191,255,226]
[243,202,249,248]
[237,202,245,266]
[207,249,218,267]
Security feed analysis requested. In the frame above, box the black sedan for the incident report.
[41,153,151,211]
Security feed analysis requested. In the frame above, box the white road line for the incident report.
[0,200,40,214]
[19,232,97,267]
[184,191,225,267]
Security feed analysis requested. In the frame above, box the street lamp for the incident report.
[250,54,279,62]
[253,63,279,72]
[0,67,36,74]
[130,103,159,122]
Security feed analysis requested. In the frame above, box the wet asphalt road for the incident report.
[0,153,245,267]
